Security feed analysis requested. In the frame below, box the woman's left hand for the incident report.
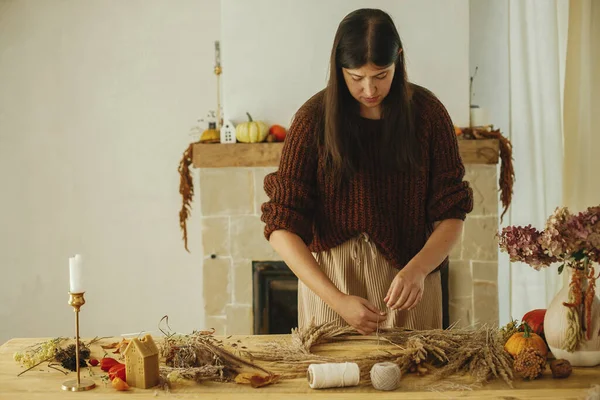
[384,261,428,311]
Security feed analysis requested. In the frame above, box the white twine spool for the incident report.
[370,362,401,391]
[307,362,360,389]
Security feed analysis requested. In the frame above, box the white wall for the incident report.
[469,0,510,324]
[0,0,220,344]
[221,0,470,127]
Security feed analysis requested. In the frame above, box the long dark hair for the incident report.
[321,8,418,179]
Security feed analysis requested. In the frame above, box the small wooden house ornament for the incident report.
[123,334,160,389]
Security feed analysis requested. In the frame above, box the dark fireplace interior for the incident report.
[252,261,449,334]
[252,261,298,334]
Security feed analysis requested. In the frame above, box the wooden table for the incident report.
[1,336,598,399]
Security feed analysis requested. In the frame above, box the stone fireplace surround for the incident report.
[196,143,500,335]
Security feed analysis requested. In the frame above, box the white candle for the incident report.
[69,254,84,293]
[470,107,489,127]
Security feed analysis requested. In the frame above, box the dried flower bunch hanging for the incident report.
[178,144,195,252]
[474,128,514,220]
[459,127,515,221]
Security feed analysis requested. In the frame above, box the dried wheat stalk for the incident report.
[250,322,514,387]
[291,321,355,353]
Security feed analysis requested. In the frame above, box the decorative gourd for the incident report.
[521,309,546,338]
[200,122,220,143]
[505,323,548,358]
[235,113,268,143]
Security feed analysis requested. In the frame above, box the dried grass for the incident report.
[248,322,514,388]
[157,316,272,384]
[160,365,225,383]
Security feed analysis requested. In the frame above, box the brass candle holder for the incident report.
[61,292,96,392]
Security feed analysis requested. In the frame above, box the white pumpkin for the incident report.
[235,112,268,143]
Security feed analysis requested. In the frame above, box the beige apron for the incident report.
[298,233,443,330]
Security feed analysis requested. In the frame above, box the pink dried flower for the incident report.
[539,227,567,258]
[562,206,600,255]
[498,225,556,269]
[541,207,571,256]
[499,205,600,271]
[545,207,571,230]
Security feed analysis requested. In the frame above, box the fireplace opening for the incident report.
[252,261,450,334]
[252,261,298,334]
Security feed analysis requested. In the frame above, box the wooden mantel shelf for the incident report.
[192,139,499,168]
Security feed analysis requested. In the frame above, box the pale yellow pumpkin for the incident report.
[235,113,268,143]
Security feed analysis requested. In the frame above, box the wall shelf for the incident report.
[192,139,499,168]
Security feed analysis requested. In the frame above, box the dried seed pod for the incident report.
[550,359,572,379]
[514,348,546,380]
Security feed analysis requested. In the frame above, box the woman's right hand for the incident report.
[267,231,386,335]
[332,294,386,335]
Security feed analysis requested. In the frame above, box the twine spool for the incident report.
[307,362,360,389]
[370,362,401,391]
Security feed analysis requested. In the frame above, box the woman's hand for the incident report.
[384,262,428,311]
[332,294,386,335]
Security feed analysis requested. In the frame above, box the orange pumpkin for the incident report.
[505,322,548,358]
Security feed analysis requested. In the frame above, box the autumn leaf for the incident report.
[250,374,280,388]
[101,338,130,354]
[115,339,130,354]
[235,373,280,388]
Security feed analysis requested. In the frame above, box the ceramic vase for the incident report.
[544,265,600,366]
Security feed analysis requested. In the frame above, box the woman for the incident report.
[261,8,473,335]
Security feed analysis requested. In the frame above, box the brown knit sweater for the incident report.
[261,85,473,272]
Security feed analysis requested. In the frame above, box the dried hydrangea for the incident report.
[499,205,600,270]
[498,225,556,269]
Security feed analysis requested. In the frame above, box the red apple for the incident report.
[269,125,286,142]
[521,309,546,338]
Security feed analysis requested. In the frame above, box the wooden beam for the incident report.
[193,143,284,168]
[192,139,499,168]
[458,138,499,164]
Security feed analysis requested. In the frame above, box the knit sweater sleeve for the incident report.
[425,95,474,223]
[260,106,319,244]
